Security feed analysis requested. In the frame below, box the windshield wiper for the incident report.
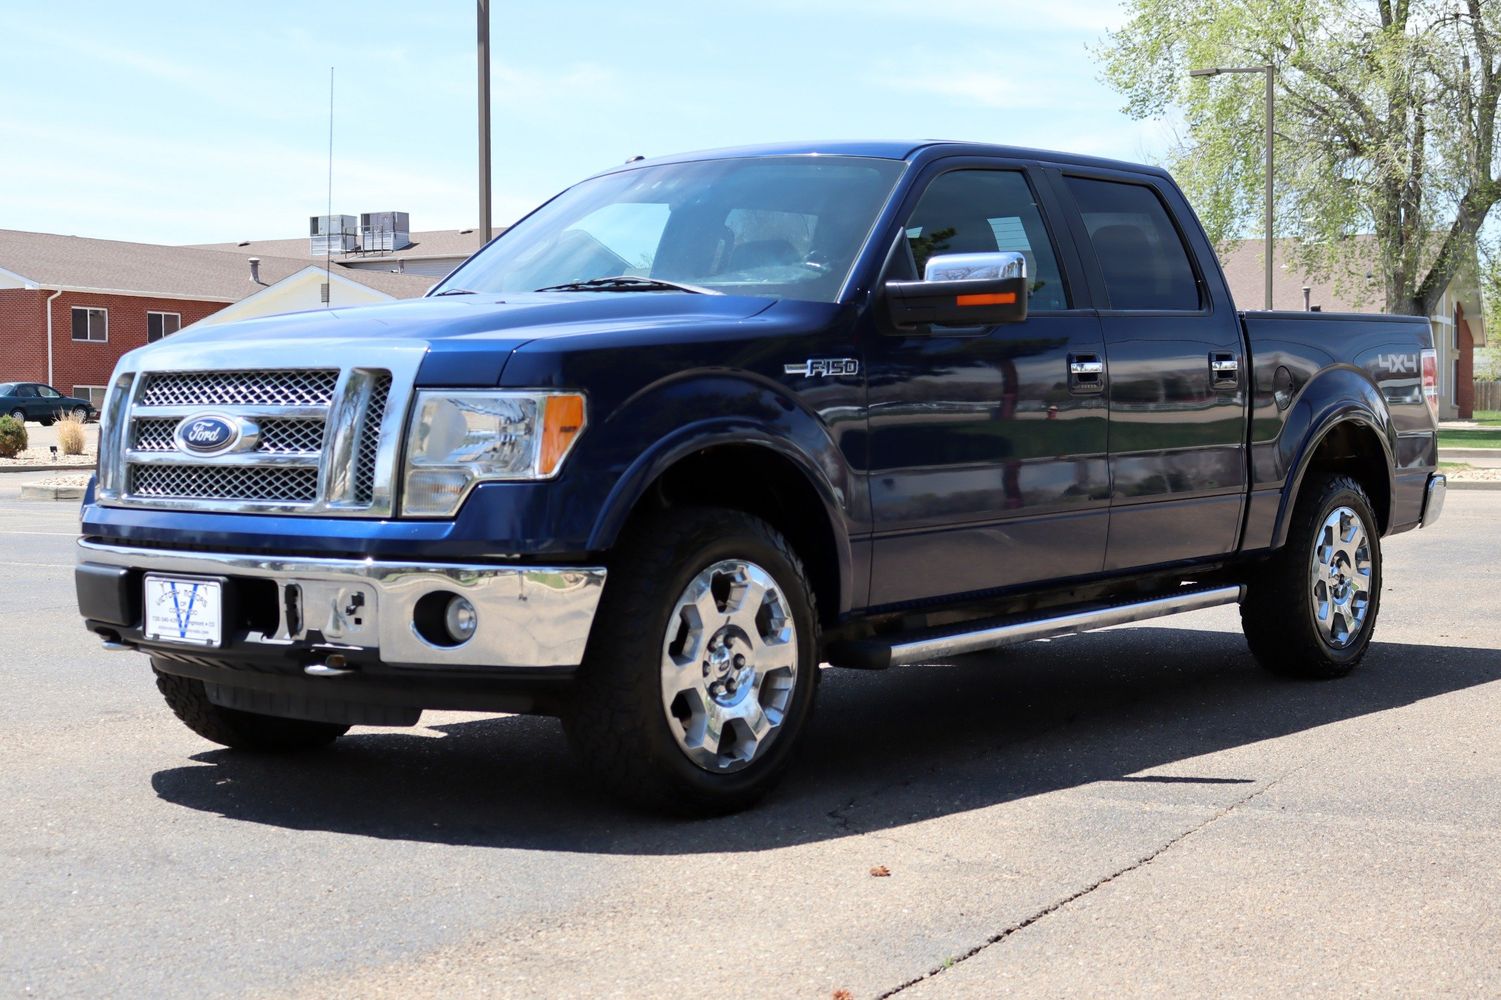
[432,287,478,296]
[533,275,721,295]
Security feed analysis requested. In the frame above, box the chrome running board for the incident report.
[829,585,1245,670]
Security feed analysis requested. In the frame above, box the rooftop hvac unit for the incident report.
[309,214,356,256]
[358,211,411,253]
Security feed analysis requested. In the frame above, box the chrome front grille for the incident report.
[138,369,339,408]
[129,465,321,503]
[353,375,391,505]
[258,419,327,454]
[131,417,327,455]
[105,365,405,517]
[131,419,178,452]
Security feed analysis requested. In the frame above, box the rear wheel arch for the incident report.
[1274,415,1393,549]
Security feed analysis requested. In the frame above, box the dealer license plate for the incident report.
[143,576,223,647]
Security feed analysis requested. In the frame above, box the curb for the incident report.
[20,483,85,501]
[1440,448,1501,460]
[1446,480,1501,491]
[0,464,95,475]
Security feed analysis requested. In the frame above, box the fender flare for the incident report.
[1270,374,1396,550]
[586,418,857,615]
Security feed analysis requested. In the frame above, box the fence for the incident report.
[1475,381,1501,412]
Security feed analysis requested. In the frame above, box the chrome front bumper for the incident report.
[77,540,605,669]
[1421,473,1447,528]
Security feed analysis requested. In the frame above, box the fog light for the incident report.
[444,596,478,643]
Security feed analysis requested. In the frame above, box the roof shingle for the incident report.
[0,229,432,301]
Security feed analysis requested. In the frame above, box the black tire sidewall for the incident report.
[577,509,819,808]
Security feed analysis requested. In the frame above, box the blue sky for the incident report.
[1,0,1171,246]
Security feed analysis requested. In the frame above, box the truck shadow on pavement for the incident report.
[151,627,1501,853]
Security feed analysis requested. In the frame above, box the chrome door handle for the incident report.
[1210,353,1239,390]
[1068,354,1104,394]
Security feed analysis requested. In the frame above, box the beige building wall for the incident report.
[188,267,396,329]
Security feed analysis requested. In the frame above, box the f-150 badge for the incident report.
[784,358,860,377]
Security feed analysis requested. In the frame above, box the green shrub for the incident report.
[0,415,26,458]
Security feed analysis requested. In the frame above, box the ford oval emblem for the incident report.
[175,415,240,455]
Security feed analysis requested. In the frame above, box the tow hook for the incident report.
[304,653,356,677]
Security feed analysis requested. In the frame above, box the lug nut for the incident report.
[733,654,746,668]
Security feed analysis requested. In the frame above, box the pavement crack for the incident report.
[826,795,859,833]
[878,767,1302,998]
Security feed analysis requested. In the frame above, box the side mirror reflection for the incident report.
[887,251,1029,328]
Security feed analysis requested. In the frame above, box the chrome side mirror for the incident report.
[887,251,1029,328]
[924,251,1026,283]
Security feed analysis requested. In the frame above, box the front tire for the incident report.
[7,408,23,423]
[1241,473,1382,679]
[154,667,349,751]
[564,508,820,815]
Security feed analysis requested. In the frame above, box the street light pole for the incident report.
[1191,64,1275,310]
[477,0,492,245]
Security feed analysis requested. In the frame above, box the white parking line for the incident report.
[0,530,81,536]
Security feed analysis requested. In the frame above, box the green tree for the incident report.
[1480,255,1501,379]
[1101,0,1501,317]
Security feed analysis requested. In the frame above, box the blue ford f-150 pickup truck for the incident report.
[75,141,1445,813]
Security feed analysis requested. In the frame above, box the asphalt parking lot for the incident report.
[2,487,1498,998]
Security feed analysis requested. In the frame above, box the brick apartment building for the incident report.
[0,230,433,409]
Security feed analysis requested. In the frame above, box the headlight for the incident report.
[401,390,586,517]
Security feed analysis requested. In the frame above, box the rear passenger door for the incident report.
[14,384,40,420]
[1056,172,1248,570]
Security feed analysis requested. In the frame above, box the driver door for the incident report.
[864,164,1109,607]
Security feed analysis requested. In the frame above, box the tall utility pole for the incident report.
[477,0,492,244]
[1191,64,1275,310]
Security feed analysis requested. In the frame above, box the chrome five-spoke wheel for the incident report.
[566,507,817,813]
[660,559,798,772]
[1308,505,1372,648]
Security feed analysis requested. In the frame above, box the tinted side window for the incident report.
[905,170,1069,311]
[1065,177,1201,311]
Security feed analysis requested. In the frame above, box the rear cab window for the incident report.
[1064,176,1202,311]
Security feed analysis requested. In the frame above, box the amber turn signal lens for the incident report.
[539,394,586,475]
[955,292,1017,306]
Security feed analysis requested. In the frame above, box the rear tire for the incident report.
[1241,473,1382,679]
[564,507,820,815]
[154,667,349,751]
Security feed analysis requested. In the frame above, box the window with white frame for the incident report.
[147,311,181,342]
[72,385,107,410]
[1453,359,1460,407]
[70,306,107,342]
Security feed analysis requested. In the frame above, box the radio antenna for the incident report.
[325,66,335,307]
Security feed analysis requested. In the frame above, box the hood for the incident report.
[126,293,779,386]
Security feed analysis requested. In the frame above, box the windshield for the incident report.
[437,155,905,303]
